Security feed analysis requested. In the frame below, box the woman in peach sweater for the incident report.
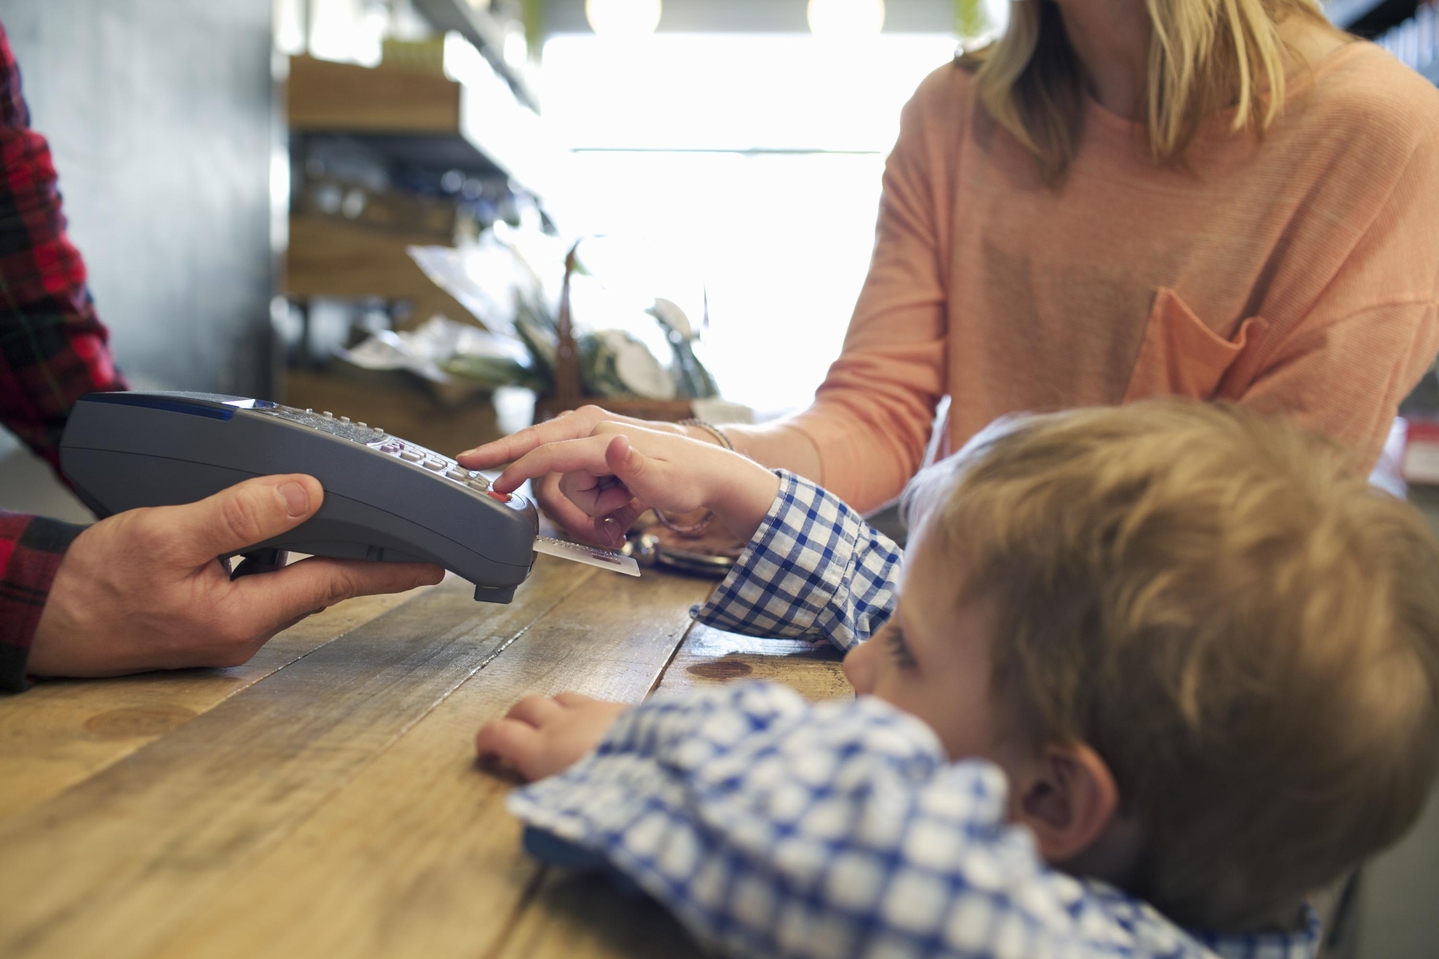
[465,0,1439,540]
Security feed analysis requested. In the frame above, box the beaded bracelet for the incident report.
[678,418,735,452]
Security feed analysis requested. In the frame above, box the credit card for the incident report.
[533,535,641,577]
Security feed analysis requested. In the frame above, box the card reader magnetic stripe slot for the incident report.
[78,391,237,420]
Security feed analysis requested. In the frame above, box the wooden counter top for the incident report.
[0,557,848,958]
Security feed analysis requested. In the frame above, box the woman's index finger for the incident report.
[494,434,617,492]
[458,417,591,467]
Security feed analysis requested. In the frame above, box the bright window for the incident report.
[541,32,960,416]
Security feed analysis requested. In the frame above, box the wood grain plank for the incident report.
[0,584,432,824]
[284,215,474,321]
[495,871,705,959]
[654,623,853,703]
[286,55,460,133]
[0,561,594,959]
[143,569,712,959]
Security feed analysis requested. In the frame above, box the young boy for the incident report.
[473,401,1439,958]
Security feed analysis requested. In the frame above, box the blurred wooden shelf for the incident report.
[289,55,463,134]
[279,366,504,455]
[285,55,558,199]
[283,214,471,323]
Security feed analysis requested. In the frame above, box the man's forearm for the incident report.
[0,512,86,692]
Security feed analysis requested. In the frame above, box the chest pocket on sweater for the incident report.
[1123,287,1269,402]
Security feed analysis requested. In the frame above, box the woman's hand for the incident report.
[465,417,780,548]
[475,692,630,781]
[457,406,726,544]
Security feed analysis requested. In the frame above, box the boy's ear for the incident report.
[1011,742,1121,865]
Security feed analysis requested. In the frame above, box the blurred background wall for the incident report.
[0,0,275,407]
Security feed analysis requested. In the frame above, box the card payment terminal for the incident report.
[59,391,540,602]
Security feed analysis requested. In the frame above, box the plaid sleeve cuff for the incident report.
[691,471,902,650]
[0,511,85,692]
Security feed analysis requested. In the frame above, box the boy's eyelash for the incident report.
[885,624,916,668]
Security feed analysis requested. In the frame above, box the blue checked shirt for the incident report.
[508,472,1320,959]
[691,471,902,651]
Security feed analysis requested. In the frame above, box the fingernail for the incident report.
[602,516,622,546]
[278,481,310,517]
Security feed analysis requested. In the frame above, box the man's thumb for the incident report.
[170,474,323,564]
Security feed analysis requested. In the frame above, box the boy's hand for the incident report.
[475,693,630,781]
[463,420,780,548]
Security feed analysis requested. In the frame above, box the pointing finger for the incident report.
[493,435,618,493]
[457,408,605,468]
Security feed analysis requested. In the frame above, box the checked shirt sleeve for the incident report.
[0,510,84,692]
[0,23,126,478]
[509,681,1319,959]
[692,471,902,651]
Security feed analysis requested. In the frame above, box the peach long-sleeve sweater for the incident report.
[789,41,1439,513]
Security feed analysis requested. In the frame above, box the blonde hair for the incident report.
[906,402,1439,930]
[967,0,1334,183]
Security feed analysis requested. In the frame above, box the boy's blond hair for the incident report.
[906,401,1439,930]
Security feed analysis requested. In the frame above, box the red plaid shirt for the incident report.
[0,21,127,691]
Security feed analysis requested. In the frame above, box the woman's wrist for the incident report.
[680,419,733,452]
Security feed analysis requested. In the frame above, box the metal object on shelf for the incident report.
[409,0,540,111]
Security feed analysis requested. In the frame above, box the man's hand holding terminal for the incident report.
[26,474,444,679]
